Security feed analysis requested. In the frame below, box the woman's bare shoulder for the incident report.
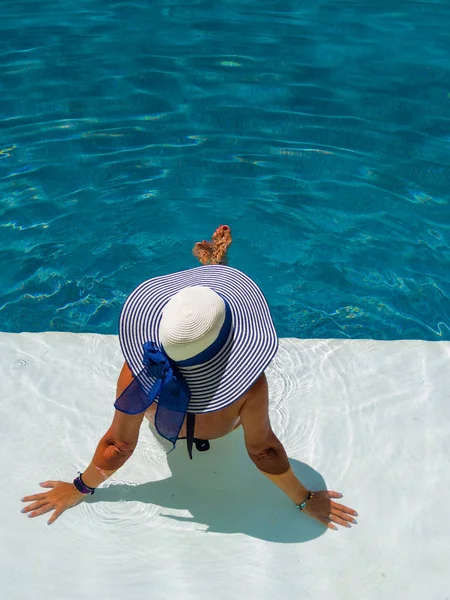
[116,362,134,398]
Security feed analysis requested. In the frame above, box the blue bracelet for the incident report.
[296,490,315,511]
[73,473,95,495]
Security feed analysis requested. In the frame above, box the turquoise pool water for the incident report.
[1,1,449,339]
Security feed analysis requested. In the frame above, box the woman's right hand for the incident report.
[21,481,86,525]
[303,490,358,530]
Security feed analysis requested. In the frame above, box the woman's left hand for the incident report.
[303,490,358,530]
[21,481,86,524]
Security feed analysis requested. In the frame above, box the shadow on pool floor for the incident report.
[92,428,329,543]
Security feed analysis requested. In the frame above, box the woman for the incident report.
[21,225,357,530]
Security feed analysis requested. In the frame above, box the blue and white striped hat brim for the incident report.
[119,265,278,414]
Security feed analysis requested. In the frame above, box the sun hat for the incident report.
[114,264,278,455]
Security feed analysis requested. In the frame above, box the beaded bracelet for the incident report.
[73,472,95,495]
[296,490,315,511]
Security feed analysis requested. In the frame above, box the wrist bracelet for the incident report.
[296,490,315,511]
[73,472,95,495]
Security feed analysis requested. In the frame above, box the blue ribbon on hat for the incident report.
[114,342,191,444]
[142,342,191,412]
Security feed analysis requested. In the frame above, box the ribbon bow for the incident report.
[142,342,191,412]
[114,341,191,444]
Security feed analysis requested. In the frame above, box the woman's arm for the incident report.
[239,374,309,505]
[239,374,358,530]
[81,363,145,489]
[21,362,145,523]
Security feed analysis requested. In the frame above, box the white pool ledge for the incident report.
[2,333,449,599]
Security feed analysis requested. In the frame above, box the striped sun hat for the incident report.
[115,265,278,446]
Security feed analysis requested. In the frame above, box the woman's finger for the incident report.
[21,493,47,503]
[332,509,358,525]
[329,512,352,528]
[330,500,358,517]
[21,500,49,514]
[331,506,357,524]
[21,481,59,502]
[48,506,65,525]
[28,504,54,519]
[327,490,344,499]
[318,516,338,531]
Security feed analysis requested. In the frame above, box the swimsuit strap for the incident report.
[186,413,211,459]
[187,413,195,459]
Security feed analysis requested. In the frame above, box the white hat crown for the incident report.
[159,286,226,362]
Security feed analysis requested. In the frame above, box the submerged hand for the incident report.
[303,490,358,531]
[21,481,85,524]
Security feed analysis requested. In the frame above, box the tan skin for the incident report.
[21,226,358,530]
